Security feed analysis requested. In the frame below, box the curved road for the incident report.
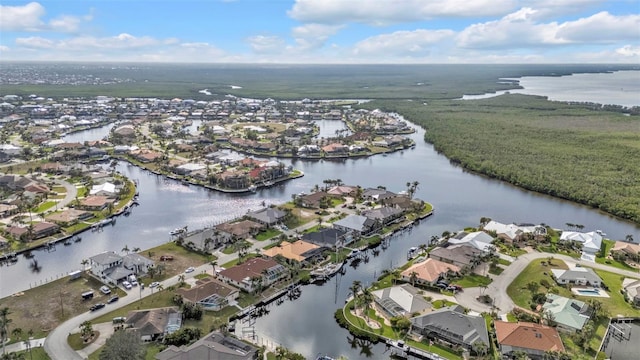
[455,251,640,315]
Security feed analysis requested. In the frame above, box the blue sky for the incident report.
[1,0,638,63]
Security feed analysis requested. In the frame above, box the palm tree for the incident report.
[211,261,218,277]
[178,274,186,286]
[626,234,634,242]
[132,247,141,253]
[350,280,362,302]
[360,288,374,322]
[121,244,130,254]
[80,321,93,341]
[0,307,12,355]
[409,271,418,286]
[430,235,439,245]
[81,259,89,271]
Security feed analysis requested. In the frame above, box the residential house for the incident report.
[362,188,396,202]
[301,228,348,248]
[550,267,602,287]
[297,191,331,208]
[371,284,431,318]
[322,143,348,155]
[448,231,495,253]
[483,220,546,243]
[89,182,117,197]
[182,227,231,252]
[125,307,182,342]
[46,208,93,226]
[559,231,603,262]
[326,185,357,197]
[362,206,404,226]
[428,244,483,269]
[217,170,249,190]
[542,294,591,332]
[246,207,286,226]
[89,251,154,285]
[5,222,59,240]
[131,149,163,163]
[78,195,114,211]
[0,204,18,218]
[155,331,258,360]
[622,278,640,307]
[494,321,565,359]
[401,258,461,285]
[174,163,206,176]
[216,220,263,240]
[410,305,489,351]
[176,278,239,311]
[610,241,640,263]
[217,257,287,293]
[262,240,324,263]
[333,214,376,241]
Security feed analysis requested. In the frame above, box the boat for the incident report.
[248,184,257,192]
[73,235,82,242]
[316,356,336,360]
[63,239,72,246]
[347,248,360,259]
[310,261,344,280]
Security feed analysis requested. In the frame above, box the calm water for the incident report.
[1,85,638,358]
[461,70,640,107]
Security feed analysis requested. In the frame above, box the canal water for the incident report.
[2,108,638,359]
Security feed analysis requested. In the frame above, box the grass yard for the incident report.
[221,253,259,268]
[593,269,640,317]
[507,259,569,308]
[254,228,282,241]
[35,201,57,212]
[454,274,492,288]
[11,347,51,360]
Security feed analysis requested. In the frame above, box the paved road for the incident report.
[52,178,78,210]
[455,251,640,315]
[43,231,287,359]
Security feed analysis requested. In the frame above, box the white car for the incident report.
[185,267,195,273]
[122,281,132,290]
[130,279,139,287]
[99,285,111,295]
[149,281,160,288]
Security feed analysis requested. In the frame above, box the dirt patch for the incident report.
[351,308,382,330]
[298,210,314,218]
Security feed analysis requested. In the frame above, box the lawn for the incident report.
[432,299,457,309]
[35,201,57,213]
[454,274,492,288]
[507,259,569,308]
[254,228,282,241]
[407,339,463,360]
[595,240,634,271]
[11,347,51,360]
[593,269,640,317]
[497,258,512,266]
[221,253,259,268]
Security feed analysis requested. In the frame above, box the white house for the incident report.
[90,182,117,196]
[559,231,602,262]
[448,231,495,252]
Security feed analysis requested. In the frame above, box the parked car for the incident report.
[107,295,119,304]
[122,281,132,290]
[100,286,111,295]
[185,267,195,273]
[130,279,138,287]
[435,283,448,289]
[149,281,160,288]
[81,291,94,300]
[160,255,174,261]
[90,303,106,311]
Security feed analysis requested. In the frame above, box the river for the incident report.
[2,107,639,358]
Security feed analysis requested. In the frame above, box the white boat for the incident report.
[248,184,257,192]
[170,228,185,236]
[347,249,360,258]
[310,261,344,279]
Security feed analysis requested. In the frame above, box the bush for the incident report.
[334,309,380,343]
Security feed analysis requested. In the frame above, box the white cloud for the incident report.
[0,2,45,31]
[247,35,286,54]
[615,45,640,57]
[0,1,92,33]
[353,29,455,56]
[288,0,516,25]
[556,12,640,43]
[456,9,638,49]
[0,45,10,52]
[292,24,343,50]
[15,36,55,49]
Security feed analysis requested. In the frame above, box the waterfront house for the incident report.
[301,227,348,247]
[322,143,348,155]
[78,195,113,211]
[483,220,546,243]
[362,206,404,226]
[174,163,206,175]
[428,244,483,269]
[5,222,60,241]
[246,207,286,227]
[155,331,258,360]
[182,227,232,252]
[89,182,117,197]
[610,241,640,263]
[362,188,396,202]
[176,278,239,311]
[46,208,93,226]
[401,258,461,285]
[217,257,287,293]
[89,251,154,286]
[559,231,602,262]
[0,204,18,218]
[326,185,357,197]
[542,294,591,332]
[262,240,324,263]
[130,149,163,163]
[217,220,263,240]
[550,267,602,287]
[333,214,376,239]
[125,307,182,342]
[447,231,495,253]
[371,284,431,318]
[410,305,489,351]
[217,170,249,189]
[297,191,331,208]
[494,321,565,359]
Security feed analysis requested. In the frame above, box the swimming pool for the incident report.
[576,289,601,295]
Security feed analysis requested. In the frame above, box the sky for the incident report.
[0,0,639,63]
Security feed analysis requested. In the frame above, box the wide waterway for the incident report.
[2,106,639,358]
